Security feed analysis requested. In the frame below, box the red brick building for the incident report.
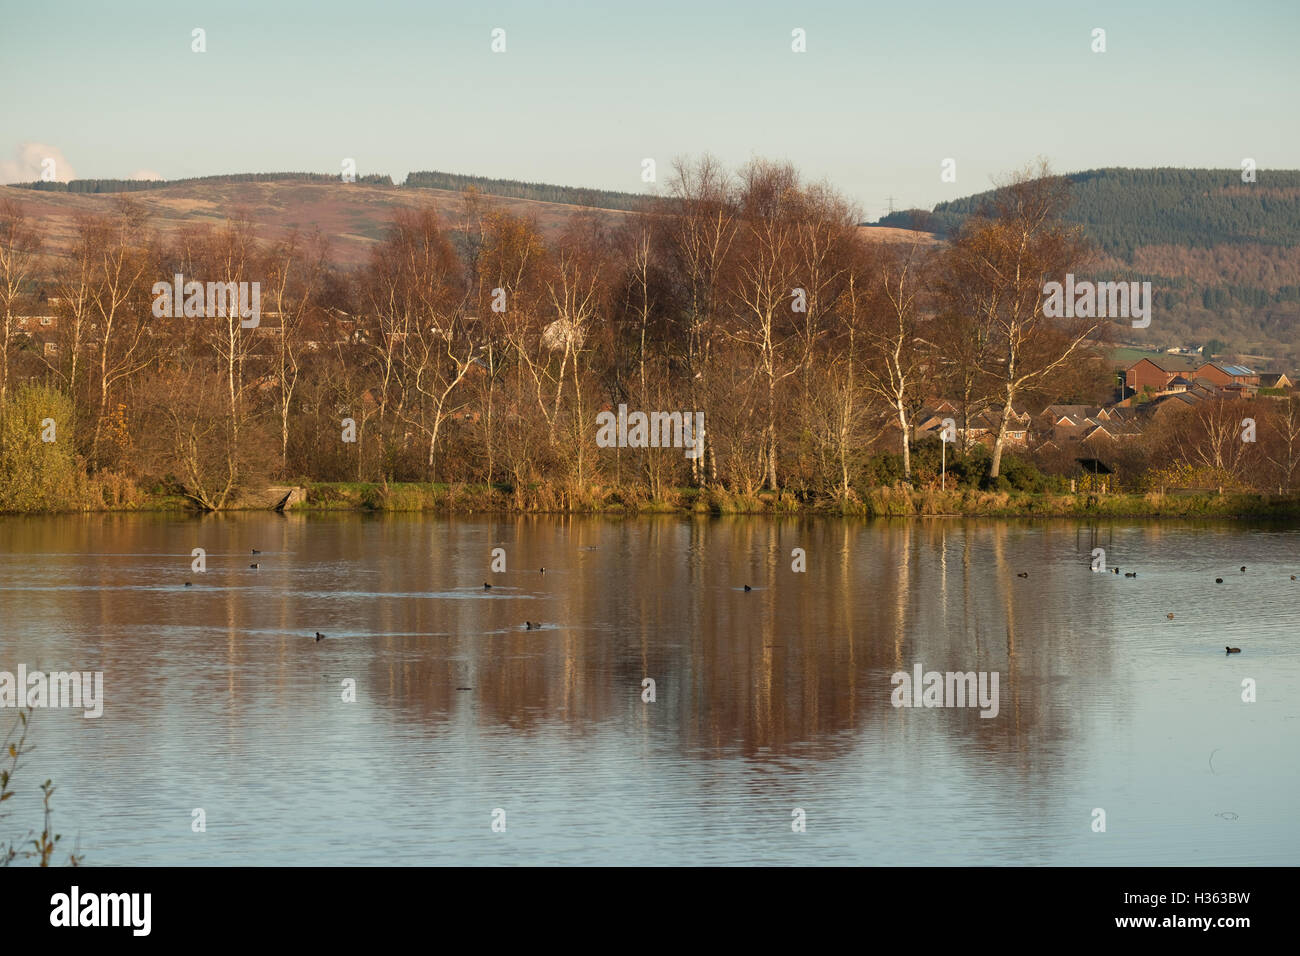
[1192,363,1258,387]
[1125,356,1196,394]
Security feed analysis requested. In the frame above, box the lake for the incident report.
[0,513,1296,865]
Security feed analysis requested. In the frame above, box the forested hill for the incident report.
[877,168,1300,367]
[404,171,652,210]
[877,168,1300,256]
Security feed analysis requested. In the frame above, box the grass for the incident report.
[5,478,1300,518]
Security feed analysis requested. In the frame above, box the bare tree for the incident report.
[87,199,153,469]
[266,230,325,475]
[1176,397,1253,482]
[730,159,803,490]
[663,155,737,485]
[860,241,934,482]
[942,162,1094,478]
[1263,396,1300,491]
[0,200,42,421]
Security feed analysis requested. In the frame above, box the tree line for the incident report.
[2,157,1297,512]
[881,168,1300,367]
[11,172,396,193]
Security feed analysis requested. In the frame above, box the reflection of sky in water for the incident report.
[0,514,1296,865]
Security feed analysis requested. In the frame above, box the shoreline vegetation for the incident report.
[5,480,1300,519]
[4,160,1300,521]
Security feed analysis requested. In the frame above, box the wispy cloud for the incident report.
[0,142,76,184]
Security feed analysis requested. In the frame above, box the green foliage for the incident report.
[892,168,1300,253]
[998,454,1054,492]
[863,451,906,486]
[0,387,87,512]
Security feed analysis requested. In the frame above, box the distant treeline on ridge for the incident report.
[8,169,654,211]
[10,172,397,193]
[876,167,1300,255]
[403,170,655,210]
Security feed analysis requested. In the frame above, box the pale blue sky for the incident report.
[1,0,1296,219]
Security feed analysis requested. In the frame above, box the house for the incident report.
[1193,363,1259,387]
[8,315,59,331]
[912,404,1029,446]
[1139,391,1202,425]
[1187,378,1225,399]
[1124,355,1199,394]
[1039,404,1094,443]
[964,406,1031,446]
[910,400,963,441]
[1037,403,1143,444]
[1259,373,1294,389]
[1081,421,1143,443]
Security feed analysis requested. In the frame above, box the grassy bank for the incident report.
[196,482,1300,518]
[4,480,1300,518]
[276,482,1299,517]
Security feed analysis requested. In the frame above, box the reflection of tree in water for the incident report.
[358,517,1125,784]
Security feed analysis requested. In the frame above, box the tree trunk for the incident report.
[989,393,1015,478]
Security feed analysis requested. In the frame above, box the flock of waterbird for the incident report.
[180,546,1286,657]
[1011,562,1283,655]
[175,546,766,645]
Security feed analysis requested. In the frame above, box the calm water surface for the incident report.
[0,513,1297,865]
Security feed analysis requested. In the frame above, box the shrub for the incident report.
[0,386,88,513]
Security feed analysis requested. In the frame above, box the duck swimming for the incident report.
[1125,572,1137,578]
[1017,572,1028,578]
[483,582,492,589]
[315,632,325,642]
[743,585,752,591]
[1216,577,1224,583]
[1226,646,1241,654]
[250,563,260,569]
[525,622,540,630]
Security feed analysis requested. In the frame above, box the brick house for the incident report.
[1193,363,1258,387]
[1124,356,1198,394]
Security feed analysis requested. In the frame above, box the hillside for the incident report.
[876,168,1300,368]
[0,177,634,268]
[9,166,1299,368]
[3,171,938,269]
